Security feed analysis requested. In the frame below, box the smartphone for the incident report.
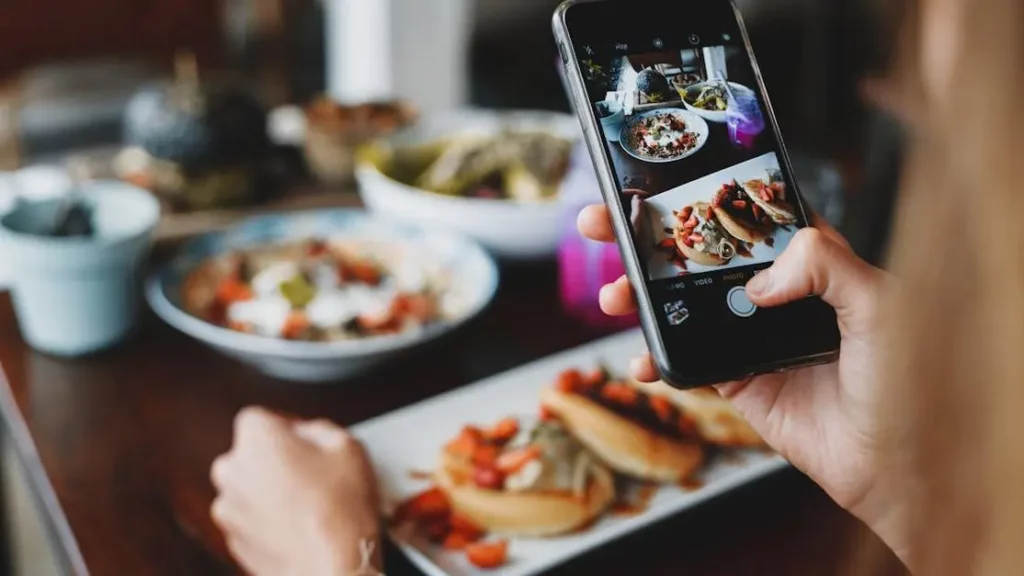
[553,0,840,388]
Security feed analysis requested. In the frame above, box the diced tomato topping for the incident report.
[215,278,253,304]
[472,466,506,490]
[466,540,509,569]
[393,294,436,322]
[445,426,485,458]
[485,418,520,444]
[678,206,693,220]
[649,396,674,422]
[208,301,228,325]
[538,405,557,421]
[601,383,640,405]
[471,444,500,467]
[424,518,452,543]
[581,368,607,388]
[555,369,584,393]
[683,216,699,229]
[391,488,450,525]
[281,312,311,340]
[495,446,543,474]
[340,260,382,286]
[443,530,479,550]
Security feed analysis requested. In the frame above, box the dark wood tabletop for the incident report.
[0,259,901,576]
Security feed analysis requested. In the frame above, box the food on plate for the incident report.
[623,111,701,161]
[182,237,444,341]
[304,97,418,184]
[710,180,774,243]
[742,176,797,225]
[685,83,730,112]
[629,381,765,448]
[539,368,704,483]
[306,96,415,137]
[671,73,703,92]
[368,129,573,202]
[391,487,509,567]
[635,68,674,104]
[670,202,739,267]
[434,417,615,537]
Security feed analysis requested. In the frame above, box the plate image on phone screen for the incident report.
[554,0,840,388]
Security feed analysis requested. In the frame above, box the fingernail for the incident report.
[746,269,771,296]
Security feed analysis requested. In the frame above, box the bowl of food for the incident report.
[619,108,709,163]
[355,109,580,260]
[680,81,752,124]
[304,97,418,185]
[146,209,498,383]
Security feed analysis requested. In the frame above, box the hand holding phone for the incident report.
[554,0,841,387]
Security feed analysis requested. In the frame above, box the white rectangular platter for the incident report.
[352,328,788,576]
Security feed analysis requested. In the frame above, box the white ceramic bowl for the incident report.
[355,109,582,260]
[146,209,499,383]
[681,81,753,124]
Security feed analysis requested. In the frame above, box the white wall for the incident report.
[323,0,472,112]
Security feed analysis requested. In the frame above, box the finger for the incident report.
[745,228,879,321]
[233,406,290,449]
[293,419,355,452]
[629,353,659,383]
[598,276,637,316]
[210,454,233,491]
[577,204,616,243]
[210,496,246,534]
[806,210,850,250]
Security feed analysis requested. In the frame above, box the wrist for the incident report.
[845,467,919,571]
[313,513,383,576]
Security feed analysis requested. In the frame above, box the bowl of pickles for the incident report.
[355,109,581,260]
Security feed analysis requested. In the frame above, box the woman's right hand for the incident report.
[578,205,911,564]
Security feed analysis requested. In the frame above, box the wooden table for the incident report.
[0,261,900,576]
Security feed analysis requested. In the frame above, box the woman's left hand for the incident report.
[211,407,382,576]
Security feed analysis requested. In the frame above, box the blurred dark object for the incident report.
[0,60,162,165]
[116,54,271,212]
[844,107,905,267]
[0,0,223,81]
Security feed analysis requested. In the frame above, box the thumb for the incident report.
[744,228,879,320]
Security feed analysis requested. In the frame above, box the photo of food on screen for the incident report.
[583,44,782,237]
[641,152,797,279]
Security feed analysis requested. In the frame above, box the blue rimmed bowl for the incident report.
[145,209,499,383]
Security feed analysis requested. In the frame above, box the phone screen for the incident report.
[560,1,839,385]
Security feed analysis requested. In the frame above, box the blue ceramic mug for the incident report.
[0,181,160,357]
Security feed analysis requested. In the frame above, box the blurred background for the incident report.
[0,0,902,262]
[0,1,905,574]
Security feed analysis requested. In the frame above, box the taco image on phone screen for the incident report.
[710,180,774,243]
[539,369,704,483]
[435,417,615,537]
[742,178,797,225]
[629,380,765,448]
[673,202,739,267]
